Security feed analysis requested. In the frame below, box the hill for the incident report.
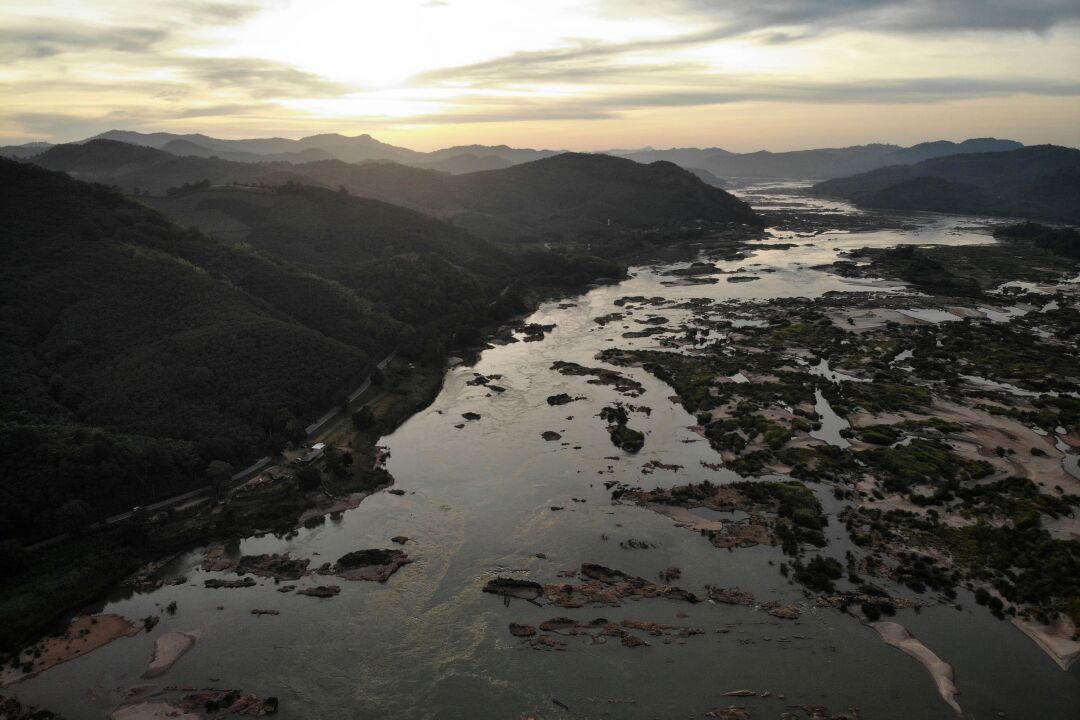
[810,145,1080,222]
[422,144,559,165]
[144,184,511,325]
[0,159,628,543]
[275,152,761,240]
[0,142,53,159]
[33,139,271,193]
[415,153,513,174]
[91,129,423,164]
[160,138,334,164]
[31,142,761,241]
[618,138,1023,180]
[0,159,409,540]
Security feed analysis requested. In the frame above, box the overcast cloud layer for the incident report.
[2,0,1078,149]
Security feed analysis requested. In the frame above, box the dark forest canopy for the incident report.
[0,160,627,542]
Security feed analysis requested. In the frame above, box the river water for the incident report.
[13,185,1080,719]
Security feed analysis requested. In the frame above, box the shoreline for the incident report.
[1011,617,1080,671]
[1,614,140,687]
[871,621,962,716]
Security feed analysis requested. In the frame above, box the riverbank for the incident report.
[1,614,140,687]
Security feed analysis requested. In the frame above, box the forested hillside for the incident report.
[28,141,762,242]
[811,145,1080,222]
[0,160,628,543]
[0,160,406,541]
[32,140,270,194]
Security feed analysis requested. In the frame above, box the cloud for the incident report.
[0,2,272,60]
[398,76,1080,125]
[422,1,1080,89]
[0,24,169,59]
[594,77,1080,108]
[184,1,271,23]
[597,0,1080,35]
[175,57,352,99]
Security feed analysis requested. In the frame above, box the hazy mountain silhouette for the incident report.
[616,138,1023,179]
[29,141,760,240]
[811,145,1080,222]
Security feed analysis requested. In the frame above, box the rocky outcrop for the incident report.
[201,545,234,572]
[483,577,545,601]
[764,603,801,620]
[550,361,644,397]
[330,549,412,582]
[235,553,309,581]
[489,564,706,615]
[204,577,256,589]
[708,586,754,605]
[508,616,702,650]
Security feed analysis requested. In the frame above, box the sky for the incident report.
[2,0,1080,151]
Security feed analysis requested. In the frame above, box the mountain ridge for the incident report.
[3,130,1026,178]
[810,145,1080,222]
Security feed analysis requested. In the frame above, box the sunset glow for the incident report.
[3,0,1080,149]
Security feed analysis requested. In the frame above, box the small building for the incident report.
[300,445,324,464]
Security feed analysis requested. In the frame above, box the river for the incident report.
[13,184,1080,719]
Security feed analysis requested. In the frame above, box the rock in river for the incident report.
[509,623,537,637]
[331,548,412,582]
[483,577,545,601]
[205,577,256,589]
[235,553,309,581]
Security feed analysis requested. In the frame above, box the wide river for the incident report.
[14,184,1080,719]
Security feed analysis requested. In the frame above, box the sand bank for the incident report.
[2,613,139,686]
[872,621,961,715]
[1011,616,1080,671]
[142,632,196,678]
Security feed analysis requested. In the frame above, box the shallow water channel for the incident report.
[14,186,1080,719]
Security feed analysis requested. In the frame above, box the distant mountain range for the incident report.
[610,138,1024,180]
[0,130,1024,179]
[811,145,1080,223]
[0,130,560,176]
[28,140,760,241]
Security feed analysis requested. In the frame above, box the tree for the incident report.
[55,499,95,537]
[206,460,234,497]
[370,367,385,386]
[295,466,321,492]
[351,406,374,431]
[284,419,305,444]
[0,539,29,576]
[323,447,346,476]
